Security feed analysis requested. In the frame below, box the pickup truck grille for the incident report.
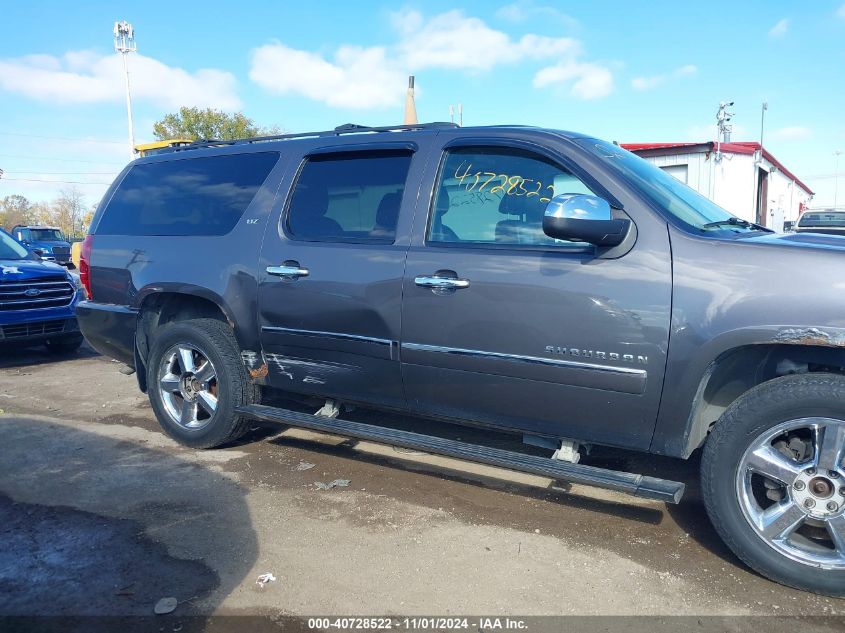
[0,278,75,311]
[1,319,66,339]
[51,246,71,256]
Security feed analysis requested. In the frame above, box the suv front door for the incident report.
[258,142,430,409]
[400,137,673,450]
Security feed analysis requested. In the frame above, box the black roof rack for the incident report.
[159,122,459,154]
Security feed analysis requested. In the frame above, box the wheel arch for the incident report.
[682,342,845,457]
[135,290,236,393]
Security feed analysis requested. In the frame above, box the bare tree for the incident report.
[52,188,87,238]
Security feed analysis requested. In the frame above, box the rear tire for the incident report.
[147,318,259,448]
[701,373,845,596]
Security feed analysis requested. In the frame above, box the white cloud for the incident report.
[249,43,405,109]
[250,9,611,108]
[0,51,240,110]
[494,1,580,29]
[770,125,811,141]
[768,18,789,38]
[392,9,579,71]
[631,64,697,91]
[533,61,613,99]
[837,3,845,19]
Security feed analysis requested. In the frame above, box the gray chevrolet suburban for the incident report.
[77,123,845,596]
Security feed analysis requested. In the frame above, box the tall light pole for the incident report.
[759,101,767,149]
[114,21,137,160]
[836,150,842,209]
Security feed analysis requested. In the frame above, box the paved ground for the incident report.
[1,344,845,621]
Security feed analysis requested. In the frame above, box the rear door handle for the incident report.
[414,275,470,290]
[267,264,309,279]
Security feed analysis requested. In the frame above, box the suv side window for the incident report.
[286,150,412,243]
[429,147,595,248]
[96,152,279,236]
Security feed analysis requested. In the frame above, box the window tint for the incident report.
[0,230,29,260]
[798,212,845,227]
[96,152,279,236]
[287,151,412,242]
[429,148,594,247]
[29,229,64,241]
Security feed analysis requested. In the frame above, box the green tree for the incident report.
[152,107,281,141]
[1,194,33,231]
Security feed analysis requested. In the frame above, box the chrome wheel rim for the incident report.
[736,417,845,569]
[158,343,218,430]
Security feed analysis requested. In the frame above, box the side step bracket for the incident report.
[236,404,685,504]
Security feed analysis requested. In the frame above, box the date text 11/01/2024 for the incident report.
[306,617,528,630]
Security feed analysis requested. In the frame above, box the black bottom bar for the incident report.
[236,404,685,504]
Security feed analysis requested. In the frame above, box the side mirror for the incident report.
[543,194,631,247]
[31,248,43,257]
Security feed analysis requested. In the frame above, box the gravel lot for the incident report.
[1,344,845,624]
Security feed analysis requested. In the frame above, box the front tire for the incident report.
[702,373,845,596]
[147,318,259,448]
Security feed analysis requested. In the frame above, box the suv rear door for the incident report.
[399,135,673,450]
[258,140,433,409]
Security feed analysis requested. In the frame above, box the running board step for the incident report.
[236,404,685,504]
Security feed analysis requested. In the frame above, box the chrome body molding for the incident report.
[401,342,647,376]
[260,325,392,347]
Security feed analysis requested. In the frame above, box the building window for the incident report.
[660,164,688,184]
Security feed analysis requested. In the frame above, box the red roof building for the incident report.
[621,141,813,231]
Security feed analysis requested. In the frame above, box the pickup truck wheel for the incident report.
[702,373,845,596]
[147,318,259,448]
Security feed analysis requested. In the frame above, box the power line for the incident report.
[1,170,118,175]
[0,177,113,185]
[0,131,125,145]
[802,173,839,181]
[0,153,126,165]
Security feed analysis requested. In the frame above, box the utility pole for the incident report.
[448,103,463,127]
[715,100,734,165]
[113,21,137,160]
[759,101,767,149]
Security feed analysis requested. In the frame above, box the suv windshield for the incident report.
[29,228,64,241]
[0,230,31,260]
[576,138,758,232]
[798,212,845,227]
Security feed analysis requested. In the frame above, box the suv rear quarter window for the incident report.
[96,152,280,236]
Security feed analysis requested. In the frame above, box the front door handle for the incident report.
[414,275,470,290]
[267,263,309,279]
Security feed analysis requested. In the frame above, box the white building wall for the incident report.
[713,152,756,222]
[641,148,812,232]
[766,168,812,230]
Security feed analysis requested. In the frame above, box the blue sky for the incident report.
[1,1,844,207]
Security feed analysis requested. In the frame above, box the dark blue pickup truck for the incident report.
[0,228,83,352]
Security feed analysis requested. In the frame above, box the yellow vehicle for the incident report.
[133,139,193,157]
